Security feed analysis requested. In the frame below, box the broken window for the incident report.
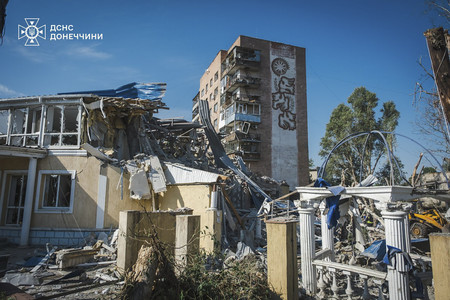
[42,174,71,208]
[10,108,26,146]
[25,107,42,146]
[0,103,80,148]
[237,104,247,114]
[5,174,27,225]
[43,105,80,147]
[38,171,75,211]
[0,109,10,144]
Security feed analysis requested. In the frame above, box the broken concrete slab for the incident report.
[235,242,254,260]
[145,155,167,193]
[56,249,98,269]
[129,168,151,200]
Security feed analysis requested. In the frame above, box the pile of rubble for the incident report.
[1,231,122,299]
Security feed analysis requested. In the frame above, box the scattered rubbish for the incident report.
[31,246,57,273]
[2,273,42,286]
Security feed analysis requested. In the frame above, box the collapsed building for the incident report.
[0,82,286,250]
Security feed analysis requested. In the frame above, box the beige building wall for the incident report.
[158,184,217,249]
[0,155,152,230]
[199,50,227,132]
[103,164,153,228]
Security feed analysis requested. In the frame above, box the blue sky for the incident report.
[0,0,447,178]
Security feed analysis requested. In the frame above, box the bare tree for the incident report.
[414,74,450,155]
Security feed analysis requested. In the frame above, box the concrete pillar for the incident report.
[20,157,37,246]
[117,210,139,272]
[265,218,298,300]
[202,209,222,253]
[299,207,316,294]
[429,233,450,300]
[175,215,200,270]
[382,210,410,300]
[319,202,335,261]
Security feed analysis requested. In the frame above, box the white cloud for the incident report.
[67,44,112,60]
[0,84,25,98]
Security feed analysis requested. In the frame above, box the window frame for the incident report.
[0,104,82,149]
[0,170,28,226]
[34,170,76,213]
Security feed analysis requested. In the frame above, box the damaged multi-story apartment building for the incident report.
[192,36,309,188]
[0,83,228,248]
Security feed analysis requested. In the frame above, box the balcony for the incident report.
[221,46,261,76]
[223,75,261,94]
[222,131,261,143]
[221,92,261,106]
[224,141,261,162]
[191,105,199,120]
[224,113,261,127]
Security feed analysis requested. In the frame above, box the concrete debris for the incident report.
[56,249,99,269]
[0,240,121,299]
[129,168,152,200]
[235,241,254,260]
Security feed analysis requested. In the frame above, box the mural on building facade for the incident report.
[271,57,296,130]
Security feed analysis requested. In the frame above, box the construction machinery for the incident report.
[409,209,448,238]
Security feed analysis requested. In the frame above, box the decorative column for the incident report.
[403,210,411,253]
[20,157,37,246]
[382,210,410,300]
[299,206,316,294]
[319,201,335,261]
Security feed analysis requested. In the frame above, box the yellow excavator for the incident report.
[409,208,448,238]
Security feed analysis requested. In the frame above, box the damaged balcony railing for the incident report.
[223,75,261,93]
[313,259,387,299]
[221,46,261,76]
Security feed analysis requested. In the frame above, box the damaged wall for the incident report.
[0,155,153,231]
[102,163,153,227]
[158,184,215,249]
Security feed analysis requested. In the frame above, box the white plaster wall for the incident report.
[270,44,299,189]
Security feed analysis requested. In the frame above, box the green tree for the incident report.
[423,166,437,174]
[319,87,401,186]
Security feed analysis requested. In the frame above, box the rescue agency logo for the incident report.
[18,18,46,46]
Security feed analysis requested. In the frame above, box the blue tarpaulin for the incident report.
[58,82,167,101]
[314,178,342,229]
[362,239,386,261]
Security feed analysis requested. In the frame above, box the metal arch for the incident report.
[319,131,413,186]
[380,131,450,189]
